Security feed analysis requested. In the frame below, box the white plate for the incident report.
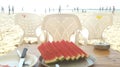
[0,53,38,67]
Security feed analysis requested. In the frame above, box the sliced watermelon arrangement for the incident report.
[38,40,89,64]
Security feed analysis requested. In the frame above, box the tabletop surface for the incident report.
[17,45,120,67]
[81,46,120,67]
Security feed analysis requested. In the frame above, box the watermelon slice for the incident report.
[44,42,57,63]
[38,43,52,63]
[70,42,88,58]
[54,41,70,60]
[61,40,76,60]
[62,40,81,60]
[60,40,75,60]
[38,40,89,64]
[47,41,64,61]
[51,41,64,60]
[38,42,56,63]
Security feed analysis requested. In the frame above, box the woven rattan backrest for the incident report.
[82,13,113,39]
[15,13,42,37]
[42,14,82,41]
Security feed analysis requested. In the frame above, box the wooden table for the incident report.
[18,45,120,67]
[81,46,120,67]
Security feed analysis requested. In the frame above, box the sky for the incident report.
[0,0,120,13]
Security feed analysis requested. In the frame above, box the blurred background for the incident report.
[0,0,119,14]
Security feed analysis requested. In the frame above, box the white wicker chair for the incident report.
[81,13,113,45]
[40,14,84,45]
[15,13,42,44]
[82,13,113,40]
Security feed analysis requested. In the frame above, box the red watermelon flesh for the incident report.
[44,42,58,63]
[62,40,81,60]
[68,42,84,59]
[38,43,52,63]
[49,41,64,60]
[60,40,75,60]
[51,41,64,60]
[70,42,88,58]
[54,41,70,60]
[38,40,88,64]
[61,40,76,60]
[38,42,57,63]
